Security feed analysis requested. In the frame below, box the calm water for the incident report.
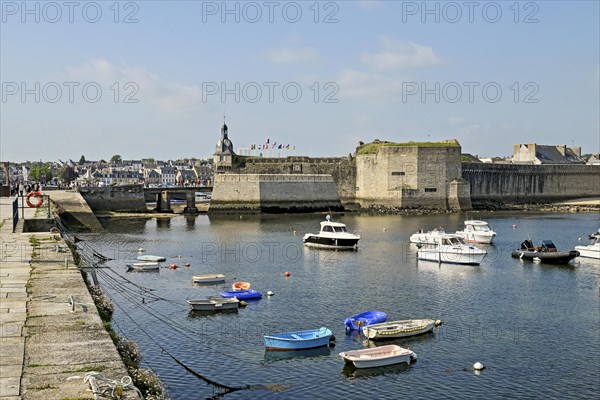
[84,212,600,399]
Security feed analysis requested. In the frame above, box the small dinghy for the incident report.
[339,345,417,369]
[136,255,166,262]
[187,297,239,311]
[220,289,263,300]
[231,281,251,290]
[126,262,159,271]
[344,311,388,332]
[362,319,436,340]
[263,327,334,350]
[192,274,226,284]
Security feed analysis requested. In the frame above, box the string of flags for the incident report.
[249,139,295,151]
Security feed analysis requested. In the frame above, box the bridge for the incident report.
[143,186,212,213]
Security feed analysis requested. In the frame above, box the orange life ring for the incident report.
[26,192,44,208]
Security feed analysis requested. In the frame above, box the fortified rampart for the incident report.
[462,163,600,203]
[78,185,147,212]
[210,174,342,212]
[240,156,356,204]
[355,144,471,210]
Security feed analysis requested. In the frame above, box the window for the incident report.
[391,171,405,176]
[425,188,437,192]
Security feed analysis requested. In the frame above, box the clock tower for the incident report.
[213,119,236,171]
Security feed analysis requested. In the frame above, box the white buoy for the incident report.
[138,248,145,252]
[383,228,386,232]
[473,362,484,370]
[293,231,296,235]
[267,291,274,296]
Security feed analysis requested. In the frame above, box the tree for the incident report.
[29,165,53,182]
[58,166,75,184]
[79,155,86,165]
[110,155,122,163]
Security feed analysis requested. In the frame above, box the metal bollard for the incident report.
[65,258,68,269]
[69,295,75,312]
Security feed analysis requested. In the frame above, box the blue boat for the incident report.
[220,289,263,300]
[344,311,388,331]
[263,327,334,350]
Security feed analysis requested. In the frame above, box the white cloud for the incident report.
[262,47,318,63]
[362,37,443,70]
[337,69,404,100]
[66,59,202,113]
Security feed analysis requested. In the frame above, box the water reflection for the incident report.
[156,218,171,230]
[263,346,332,363]
[187,309,239,318]
[341,361,412,379]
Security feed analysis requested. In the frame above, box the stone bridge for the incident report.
[143,186,212,213]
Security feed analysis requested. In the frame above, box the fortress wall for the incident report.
[209,174,342,212]
[356,145,467,210]
[78,185,147,212]
[241,157,356,203]
[462,163,600,202]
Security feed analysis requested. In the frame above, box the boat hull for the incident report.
[362,319,435,340]
[303,236,359,249]
[263,327,333,350]
[187,297,239,311]
[344,311,387,331]
[417,246,486,265]
[126,262,159,271]
[574,244,600,259]
[456,232,496,244]
[136,255,166,262]
[339,345,417,369]
[511,250,579,264]
[192,274,226,284]
[220,289,263,300]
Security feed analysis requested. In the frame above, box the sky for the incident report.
[1,0,599,162]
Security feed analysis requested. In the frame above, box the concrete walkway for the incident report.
[0,197,132,399]
[1,198,35,400]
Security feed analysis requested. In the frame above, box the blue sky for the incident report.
[1,0,599,162]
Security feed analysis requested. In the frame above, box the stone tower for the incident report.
[213,120,236,172]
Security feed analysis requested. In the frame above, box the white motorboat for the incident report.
[417,234,487,265]
[136,255,166,262]
[126,262,160,271]
[362,319,436,340]
[575,230,600,259]
[187,297,239,311]
[409,227,446,244]
[339,345,417,369]
[192,274,226,284]
[303,215,360,250]
[455,220,497,244]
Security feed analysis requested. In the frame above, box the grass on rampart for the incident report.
[356,139,460,155]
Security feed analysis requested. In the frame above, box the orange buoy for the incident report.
[169,263,178,269]
[284,271,291,277]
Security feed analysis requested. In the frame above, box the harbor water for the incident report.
[84,212,599,399]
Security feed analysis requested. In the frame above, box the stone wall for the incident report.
[209,174,342,212]
[240,156,356,204]
[462,163,600,203]
[355,145,470,210]
[78,185,147,212]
